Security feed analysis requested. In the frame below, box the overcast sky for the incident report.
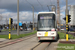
[0,0,75,24]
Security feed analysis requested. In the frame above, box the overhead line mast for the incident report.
[57,0,60,29]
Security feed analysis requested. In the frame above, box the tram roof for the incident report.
[38,12,55,14]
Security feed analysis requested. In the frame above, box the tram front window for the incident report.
[38,14,55,31]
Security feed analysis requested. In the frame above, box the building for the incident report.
[69,5,75,28]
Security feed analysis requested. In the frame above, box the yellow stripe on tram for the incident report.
[45,32,48,36]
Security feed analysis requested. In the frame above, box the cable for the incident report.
[37,0,44,11]
[47,5,51,12]
[50,0,52,5]
[54,0,56,5]
[47,0,53,11]
[25,0,37,12]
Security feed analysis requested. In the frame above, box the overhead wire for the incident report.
[37,0,44,11]
[50,0,52,5]
[47,5,50,11]
[54,0,56,5]
[25,0,37,12]
[48,0,56,11]
[47,0,53,11]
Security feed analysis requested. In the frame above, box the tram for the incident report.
[37,12,58,41]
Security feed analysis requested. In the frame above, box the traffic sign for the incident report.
[19,23,22,26]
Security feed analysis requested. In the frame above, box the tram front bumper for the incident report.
[37,36,57,40]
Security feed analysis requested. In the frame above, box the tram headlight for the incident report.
[51,33,54,35]
[38,33,41,35]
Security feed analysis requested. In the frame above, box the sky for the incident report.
[0,0,75,24]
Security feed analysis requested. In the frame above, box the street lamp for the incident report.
[32,6,34,31]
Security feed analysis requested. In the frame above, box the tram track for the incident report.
[31,41,51,50]
[31,42,42,50]
[44,42,51,50]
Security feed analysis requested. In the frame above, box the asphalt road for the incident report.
[0,30,33,35]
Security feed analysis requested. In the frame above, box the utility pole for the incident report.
[57,0,60,29]
[17,0,19,36]
[66,0,68,41]
[32,6,34,31]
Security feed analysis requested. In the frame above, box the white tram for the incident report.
[37,12,58,41]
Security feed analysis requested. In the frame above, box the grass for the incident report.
[0,30,37,39]
[57,43,75,50]
[57,32,75,50]
[58,31,74,39]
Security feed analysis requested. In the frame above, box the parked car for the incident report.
[60,29,65,31]
[27,28,31,30]
[20,27,23,31]
[69,28,75,31]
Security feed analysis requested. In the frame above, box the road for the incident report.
[0,34,59,50]
[0,30,33,35]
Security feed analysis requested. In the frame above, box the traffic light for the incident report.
[11,18,13,24]
[68,15,71,23]
[63,17,66,21]
[63,15,71,23]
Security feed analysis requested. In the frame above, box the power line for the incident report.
[47,5,51,11]
[37,0,44,11]
[54,0,56,5]
[47,0,53,11]
[50,0,52,5]
[25,0,37,12]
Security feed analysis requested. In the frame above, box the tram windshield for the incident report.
[37,13,55,31]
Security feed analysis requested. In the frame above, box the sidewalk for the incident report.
[0,38,8,42]
[0,38,10,44]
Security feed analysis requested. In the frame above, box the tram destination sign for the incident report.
[40,17,52,19]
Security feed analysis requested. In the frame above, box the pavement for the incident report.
[59,39,75,41]
[0,34,39,50]
[0,38,8,42]
[0,35,75,50]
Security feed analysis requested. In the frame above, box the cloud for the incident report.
[0,0,58,12]
[0,0,75,12]
[0,9,7,13]
[0,11,37,24]
[0,0,75,24]
[60,6,66,13]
